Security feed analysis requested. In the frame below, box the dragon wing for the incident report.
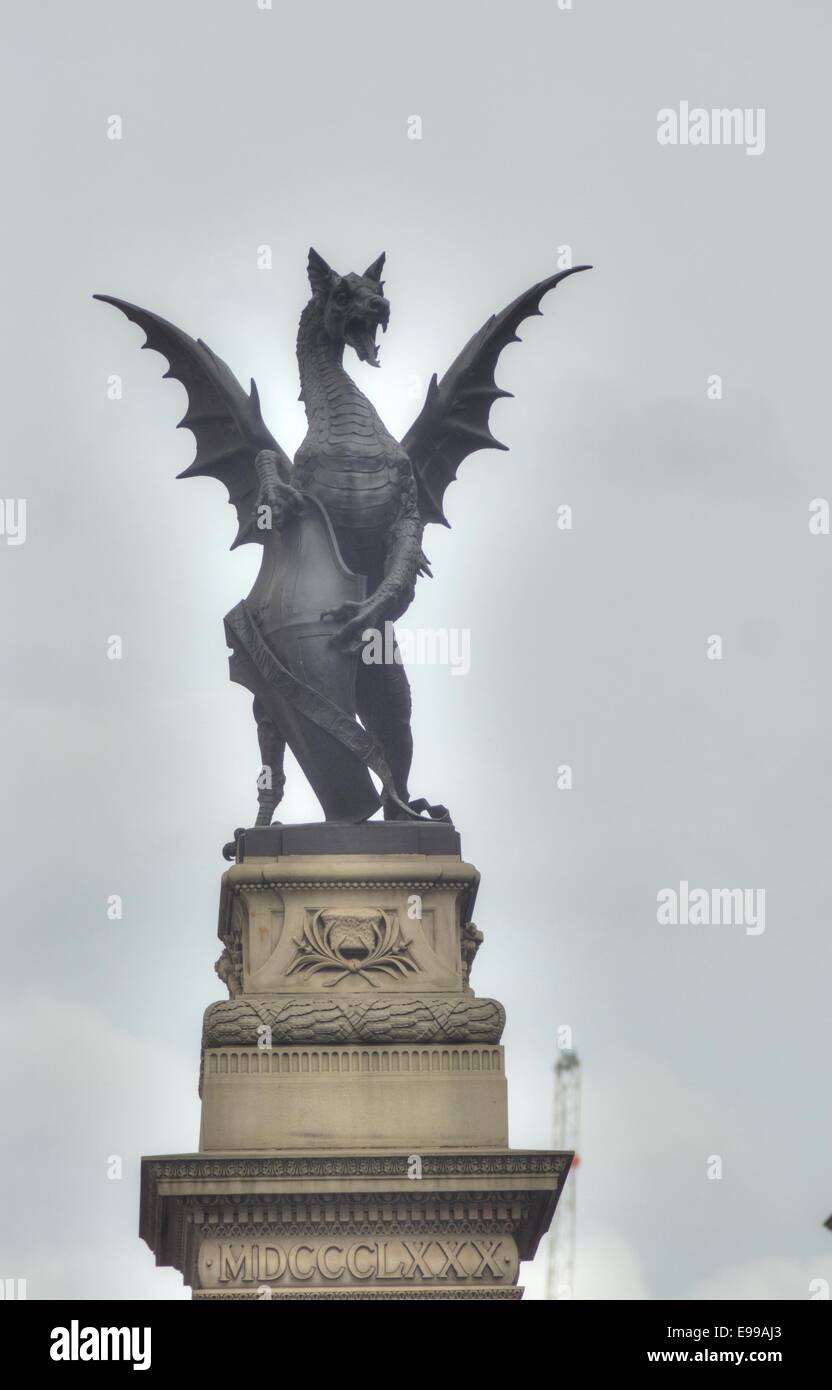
[94,295,291,548]
[401,265,591,527]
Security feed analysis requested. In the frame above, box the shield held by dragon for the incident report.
[95,249,589,829]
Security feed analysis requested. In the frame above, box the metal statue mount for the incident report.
[95,250,590,833]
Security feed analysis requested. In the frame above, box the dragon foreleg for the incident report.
[254,449,303,531]
[323,465,423,649]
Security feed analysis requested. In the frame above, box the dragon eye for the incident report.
[334,288,349,306]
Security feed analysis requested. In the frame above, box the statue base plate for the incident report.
[231,820,461,861]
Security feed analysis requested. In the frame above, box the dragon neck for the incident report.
[297,298,367,413]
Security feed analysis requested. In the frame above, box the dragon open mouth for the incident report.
[345,312,387,367]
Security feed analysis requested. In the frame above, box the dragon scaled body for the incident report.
[95,251,590,828]
[292,253,421,610]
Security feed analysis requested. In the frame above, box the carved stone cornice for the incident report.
[221,858,479,888]
[146,1152,566,1180]
[217,855,480,952]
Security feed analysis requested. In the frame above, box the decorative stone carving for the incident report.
[285,907,417,986]
[201,993,505,1049]
[461,920,484,985]
[215,900,245,998]
[146,1152,568,1180]
[179,1188,529,1239]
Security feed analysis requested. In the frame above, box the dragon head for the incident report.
[307,247,390,367]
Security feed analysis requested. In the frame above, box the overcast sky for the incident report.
[2,0,831,1300]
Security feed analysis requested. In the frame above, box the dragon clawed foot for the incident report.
[255,479,304,533]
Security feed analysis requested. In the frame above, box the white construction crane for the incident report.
[545,1047,581,1299]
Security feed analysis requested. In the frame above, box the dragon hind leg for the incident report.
[356,636,449,822]
[356,642,412,818]
[253,698,287,827]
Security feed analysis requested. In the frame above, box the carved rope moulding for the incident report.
[201,994,506,1046]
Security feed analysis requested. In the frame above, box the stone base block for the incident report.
[200,1043,507,1151]
[140,1150,572,1300]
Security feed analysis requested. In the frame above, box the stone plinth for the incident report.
[141,822,570,1299]
[212,849,481,1000]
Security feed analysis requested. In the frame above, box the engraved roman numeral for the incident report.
[469,1239,505,1278]
[432,1239,468,1279]
[400,1240,435,1278]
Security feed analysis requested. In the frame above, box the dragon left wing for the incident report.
[94,295,291,548]
[401,265,591,528]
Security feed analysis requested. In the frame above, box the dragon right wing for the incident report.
[94,295,291,548]
[401,266,591,528]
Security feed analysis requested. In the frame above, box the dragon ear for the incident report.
[308,247,337,296]
[363,252,386,284]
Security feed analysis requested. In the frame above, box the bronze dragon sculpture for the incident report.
[95,250,590,827]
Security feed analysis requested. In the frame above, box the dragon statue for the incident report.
[95,250,589,828]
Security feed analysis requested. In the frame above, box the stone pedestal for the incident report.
[140,822,571,1299]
